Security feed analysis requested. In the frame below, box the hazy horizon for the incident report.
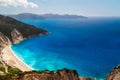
[2,12,120,17]
[0,0,120,17]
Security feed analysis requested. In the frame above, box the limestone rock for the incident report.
[106,65,120,80]
[2,70,80,80]
[0,32,11,50]
[11,29,24,44]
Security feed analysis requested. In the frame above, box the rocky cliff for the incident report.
[0,14,48,49]
[106,65,120,80]
[0,25,45,51]
[0,29,25,77]
[0,69,92,80]
[11,29,24,44]
[0,28,24,50]
[0,32,11,50]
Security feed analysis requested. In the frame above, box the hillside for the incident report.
[0,68,92,80]
[0,15,48,42]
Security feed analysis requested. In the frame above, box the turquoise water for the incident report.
[11,18,120,79]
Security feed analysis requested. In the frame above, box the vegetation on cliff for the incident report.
[0,15,48,41]
[0,68,81,80]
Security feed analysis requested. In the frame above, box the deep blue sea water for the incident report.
[11,18,120,79]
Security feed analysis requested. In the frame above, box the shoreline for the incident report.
[0,32,49,72]
[1,46,33,71]
[10,45,33,70]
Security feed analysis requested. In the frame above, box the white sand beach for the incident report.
[1,46,32,71]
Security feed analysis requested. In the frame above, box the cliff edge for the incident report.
[0,32,11,50]
[106,65,120,80]
[0,69,92,80]
[0,14,48,44]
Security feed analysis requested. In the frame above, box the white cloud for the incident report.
[0,0,38,8]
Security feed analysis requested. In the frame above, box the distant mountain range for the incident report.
[8,13,87,19]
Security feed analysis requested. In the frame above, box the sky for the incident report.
[0,0,120,16]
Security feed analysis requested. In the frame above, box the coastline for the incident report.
[0,31,49,72]
[1,46,33,72]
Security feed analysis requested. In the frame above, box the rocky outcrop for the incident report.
[0,28,24,50]
[11,29,24,44]
[0,29,24,74]
[1,70,81,80]
[106,65,120,80]
[0,33,11,74]
[0,69,93,80]
[0,32,11,50]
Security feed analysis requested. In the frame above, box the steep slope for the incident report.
[106,65,120,80]
[0,15,48,41]
[0,69,92,80]
[0,32,11,50]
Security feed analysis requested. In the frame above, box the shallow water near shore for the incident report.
[11,17,120,79]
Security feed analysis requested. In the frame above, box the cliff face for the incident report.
[0,28,31,75]
[11,29,24,44]
[2,70,91,80]
[106,65,120,80]
[0,14,48,49]
[0,28,24,50]
[15,71,79,80]
[0,32,11,50]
